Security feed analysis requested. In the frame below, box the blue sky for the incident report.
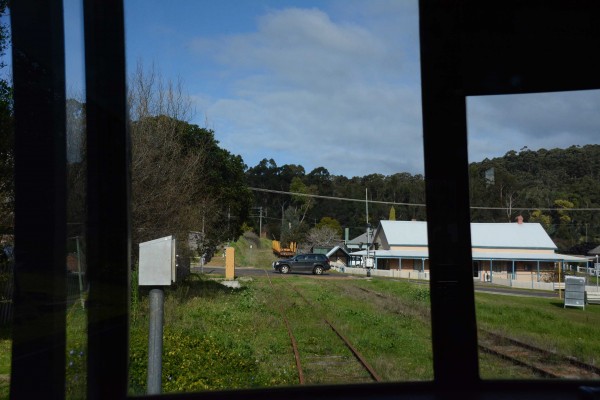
[4,1,600,177]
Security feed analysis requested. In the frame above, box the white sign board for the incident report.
[564,275,586,309]
[139,235,176,286]
[365,257,374,268]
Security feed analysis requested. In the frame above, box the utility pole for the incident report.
[251,207,263,237]
[365,188,371,277]
[259,207,263,237]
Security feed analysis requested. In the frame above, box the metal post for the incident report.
[512,260,515,281]
[76,236,85,308]
[558,261,562,299]
[593,256,600,291]
[366,223,371,278]
[148,288,165,395]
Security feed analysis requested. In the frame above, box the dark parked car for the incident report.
[272,253,331,275]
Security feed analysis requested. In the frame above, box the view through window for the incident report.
[123,0,434,395]
[3,1,600,398]
[0,2,11,398]
[467,90,600,380]
[65,0,87,397]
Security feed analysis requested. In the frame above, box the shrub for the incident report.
[129,329,260,394]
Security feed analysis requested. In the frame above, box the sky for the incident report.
[4,1,600,177]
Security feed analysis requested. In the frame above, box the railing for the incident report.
[338,266,600,293]
[0,261,13,326]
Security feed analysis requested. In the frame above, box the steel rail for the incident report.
[480,330,600,378]
[287,283,382,382]
[263,270,305,384]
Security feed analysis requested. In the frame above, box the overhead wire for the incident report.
[249,187,600,212]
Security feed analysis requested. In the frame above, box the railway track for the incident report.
[322,280,600,380]
[263,271,381,385]
[478,330,600,379]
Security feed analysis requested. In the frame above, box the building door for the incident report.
[472,261,480,279]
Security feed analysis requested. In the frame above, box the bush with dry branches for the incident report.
[128,64,251,261]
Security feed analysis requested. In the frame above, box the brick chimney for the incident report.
[516,215,523,224]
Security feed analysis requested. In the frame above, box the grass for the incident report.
[228,232,277,270]
[0,326,10,399]
[66,302,87,399]
[475,292,600,367]
[4,241,600,396]
[127,271,600,394]
[291,278,434,381]
[0,300,87,400]
[129,274,298,394]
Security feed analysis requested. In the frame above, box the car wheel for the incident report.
[313,266,323,275]
[280,265,290,274]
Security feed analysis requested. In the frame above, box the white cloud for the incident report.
[186,2,600,177]
[467,90,600,163]
[189,4,424,177]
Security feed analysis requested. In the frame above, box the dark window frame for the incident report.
[8,0,600,399]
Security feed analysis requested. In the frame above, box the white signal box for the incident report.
[139,235,176,286]
[564,275,586,309]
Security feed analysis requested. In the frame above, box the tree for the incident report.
[529,210,552,231]
[315,217,342,237]
[247,145,600,249]
[65,98,87,239]
[305,225,340,250]
[551,199,575,246]
[128,63,250,260]
[179,121,252,245]
[389,206,396,221]
[0,0,13,238]
[280,206,307,247]
[289,176,316,224]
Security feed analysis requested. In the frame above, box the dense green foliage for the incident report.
[227,231,277,269]
[0,0,13,237]
[246,159,426,241]
[129,114,251,260]
[129,275,297,394]
[245,145,600,252]
[469,145,600,251]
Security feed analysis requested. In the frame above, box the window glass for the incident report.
[125,0,433,394]
[64,0,88,397]
[0,3,12,398]
[124,0,431,394]
[467,90,600,380]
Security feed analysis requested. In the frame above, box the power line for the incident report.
[249,187,600,212]
[249,187,425,207]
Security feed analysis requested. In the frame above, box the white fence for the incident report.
[336,266,600,293]
[340,266,429,281]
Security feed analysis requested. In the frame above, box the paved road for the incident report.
[192,266,562,298]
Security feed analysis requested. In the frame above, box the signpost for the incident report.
[139,235,177,395]
[564,275,586,310]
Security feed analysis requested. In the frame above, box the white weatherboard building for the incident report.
[349,219,590,283]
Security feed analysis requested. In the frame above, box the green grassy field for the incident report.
[125,273,600,395]
[0,326,10,399]
[3,236,600,399]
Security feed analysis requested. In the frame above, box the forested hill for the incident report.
[469,144,600,251]
[245,145,600,253]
